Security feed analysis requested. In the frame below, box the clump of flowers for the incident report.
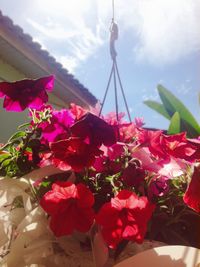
[0,76,200,266]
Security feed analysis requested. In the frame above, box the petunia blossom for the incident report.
[102,112,125,125]
[162,133,198,162]
[39,108,75,143]
[96,190,155,248]
[148,176,169,198]
[50,137,103,172]
[121,161,145,188]
[134,117,145,127]
[40,181,95,237]
[183,165,200,213]
[138,129,165,158]
[0,75,54,111]
[71,113,116,147]
[119,122,138,143]
[70,103,87,120]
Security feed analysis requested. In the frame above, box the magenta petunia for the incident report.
[0,75,54,111]
[39,108,75,143]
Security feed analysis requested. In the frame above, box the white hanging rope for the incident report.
[112,0,115,21]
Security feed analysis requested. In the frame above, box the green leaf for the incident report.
[1,158,12,168]
[0,143,12,151]
[180,120,200,139]
[18,122,30,130]
[158,84,200,137]
[168,111,180,135]
[0,153,11,163]
[144,100,171,120]
[8,131,26,142]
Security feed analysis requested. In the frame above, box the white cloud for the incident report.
[27,19,77,40]
[176,83,192,95]
[142,87,160,101]
[2,0,199,71]
[59,56,78,73]
[116,0,200,65]
[25,0,105,73]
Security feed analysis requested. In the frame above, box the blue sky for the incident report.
[0,0,199,129]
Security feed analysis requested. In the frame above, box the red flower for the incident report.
[162,133,197,161]
[71,113,116,147]
[0,76,54,111]
[40,181,95,237]
[50,137,103,171]
[184,165,200,213]
[138,129,165,158]
[96,190,155,248]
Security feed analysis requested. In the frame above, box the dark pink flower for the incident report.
[40,181,95,236]
[71,113,116,147]
[93,156,107,172]
[121,161,145,187]
[0,76,54,111]
[148,176,169,197]
[107,143,125,160]
[184,165,200,213]
[96,190,155,248]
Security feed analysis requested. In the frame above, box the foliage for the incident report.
[144,84,200,138]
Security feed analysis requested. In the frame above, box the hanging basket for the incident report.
[0,170,165,267]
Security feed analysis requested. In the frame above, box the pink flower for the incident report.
[119,123,138,142]
[103,112,125,125]
[39,108,75,143]
[40,181,95,236]
[96,190,155,248]
[0,76,54,111]
[70,103,87,120]
[134,117,145,127]
[184,165,200,213]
